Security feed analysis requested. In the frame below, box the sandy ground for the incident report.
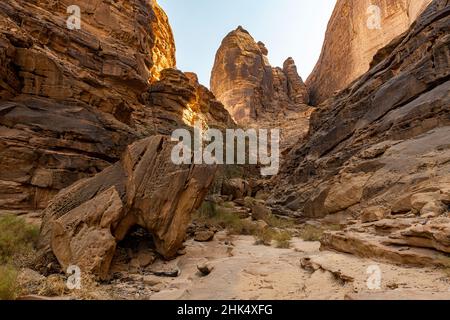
[101,232,450,300]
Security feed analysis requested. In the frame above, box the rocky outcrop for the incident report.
[307,0,433,105]
[210,26,309,125]
[271,0,450,266]
[39,135,217,280]
[0,0,233,210]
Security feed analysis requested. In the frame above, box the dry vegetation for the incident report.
[297,223,342,242]
[195,201,294,248]
[0,215,39,300]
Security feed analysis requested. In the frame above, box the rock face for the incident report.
[210,26,309,125]
[0,0,233,210]
[306,0,433,105]
[39,135,217,280]
[272,0,450,266]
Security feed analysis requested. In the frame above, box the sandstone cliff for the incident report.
[307,0,433,105]
[271,0,450,266]
[210,26,309,125]
[0,0,233,210]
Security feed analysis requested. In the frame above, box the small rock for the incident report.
[420,201,446,217]
[222,178,251,200]
[197,261,214,276]
[143,275,162,286]
[251,202,272,222]
[361,206,390,223]
[137,251,156,268]
[149,265,180,277]
[255,190,270,201]
[255,220,269,230]
[194,230,215,242]
[129,258,141,270]
[411,192,441,211]
[233,198,246,206]
[387,282,399,290]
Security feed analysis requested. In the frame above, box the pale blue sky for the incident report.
[159,0,337,87]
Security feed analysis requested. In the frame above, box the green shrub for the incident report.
[254,229,293,248]
[0,215,39,264]
[0,265,19,300]
[254,228,275,246]
[198,201,218,219]
[266,215,296,229]
[298,223,341,242]
[274,231,292,249]
[298,225,324,242]
[196,202,258,236]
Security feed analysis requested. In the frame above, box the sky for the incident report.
[158,0,337,87]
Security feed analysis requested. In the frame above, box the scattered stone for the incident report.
[221,179,251,200]
[136,251,156,268]
[197,261,214,276]
[360,207,390,223]
[194,230,215,242]
[143,275,162,287]
[250,202,272,222]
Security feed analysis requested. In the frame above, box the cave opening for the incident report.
[110,225,158,274]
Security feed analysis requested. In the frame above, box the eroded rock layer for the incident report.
[210,26,309,125]
[272,0,450,266]
[39,135,217,280]
[307,0,433,105]
[0,0,233,210]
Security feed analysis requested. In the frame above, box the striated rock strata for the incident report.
[307,0,433,105]
[0,0,233,210]
[210,26,309,125]
[272,0,450,266]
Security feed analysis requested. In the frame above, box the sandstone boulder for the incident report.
[221,178,251,200]
[39,135,217,279]
[194,230,215,243]
[360,207,390,223]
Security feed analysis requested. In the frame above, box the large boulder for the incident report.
[39,135,217,280]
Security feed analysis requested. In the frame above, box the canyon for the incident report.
[0,0,449,300]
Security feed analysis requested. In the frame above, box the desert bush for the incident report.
[266,215,296,229]
[273,231,292,249]
[254,228,275,246]
[197,201,218,219]
[298,225,324,242]
[195,202,258,235]
[38,274,67,297]
[254,229,293,248]
[0,265,19,300]
[298,224,341,242]
[0,215,40,300]
[0,215,39,264]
